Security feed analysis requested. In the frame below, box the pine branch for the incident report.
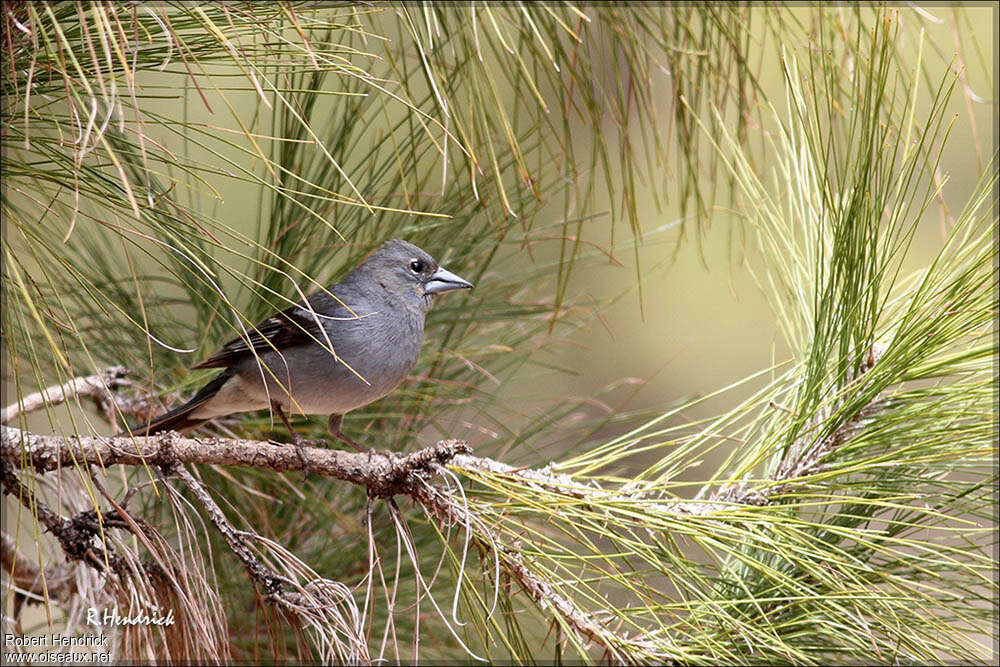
[3,374,640,660]
[1,425,468,488]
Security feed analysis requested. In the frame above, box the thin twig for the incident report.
[0,365,163,431]
[0,461,123,575]
[0,366,129,424]
[162,462,288,595]
[413,478,639,662]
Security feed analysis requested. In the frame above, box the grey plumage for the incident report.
[138,239,473,446]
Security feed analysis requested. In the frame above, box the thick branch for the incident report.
[1,424,808,522]
[2,426,470,496]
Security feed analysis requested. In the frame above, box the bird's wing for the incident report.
[191,293,348,369]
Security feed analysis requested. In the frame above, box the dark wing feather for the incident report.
[191,294,345,369]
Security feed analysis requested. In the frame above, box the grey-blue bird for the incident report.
[139,239,473,455]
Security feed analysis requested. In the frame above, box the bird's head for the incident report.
[356,239,473,310]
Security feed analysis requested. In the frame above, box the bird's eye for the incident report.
[409,259,425,274]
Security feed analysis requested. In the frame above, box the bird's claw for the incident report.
[367,448,399,469]
[292,437,324,478]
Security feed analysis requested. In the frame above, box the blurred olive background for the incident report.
[529,5,994,432]
[463,5,996,462]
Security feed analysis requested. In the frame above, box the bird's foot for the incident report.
[367,447,398,467]
[291,436,325,478]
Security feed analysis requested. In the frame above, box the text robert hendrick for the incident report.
[4,634,108,648]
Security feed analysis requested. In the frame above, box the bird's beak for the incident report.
[425,266,474,295]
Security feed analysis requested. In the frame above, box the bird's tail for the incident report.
[131,369,232,435]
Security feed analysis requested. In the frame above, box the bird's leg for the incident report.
[328,414,364,452]
[271,402,317,475]
[330,415,395,469]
